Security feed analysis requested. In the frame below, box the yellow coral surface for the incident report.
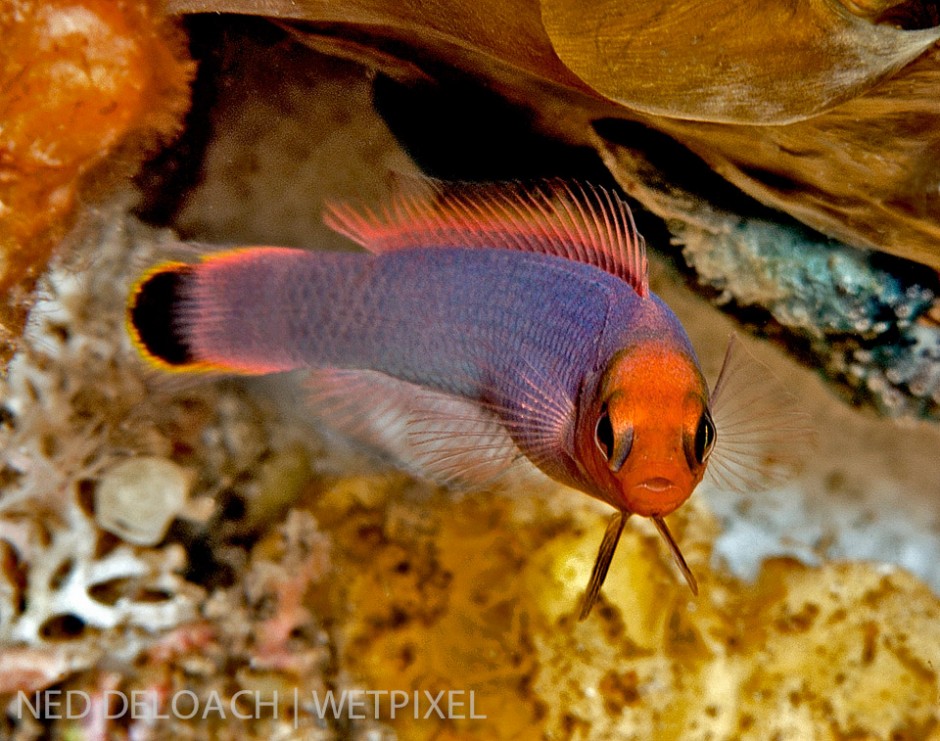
[307,475,940,740]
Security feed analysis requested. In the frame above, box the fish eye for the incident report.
[694,411,716,464]
[594,408,614,461]
[594,407,634,472]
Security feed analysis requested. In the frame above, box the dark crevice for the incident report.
[373,72,613,184]
[592,118,795,224]
[133,17,298,227]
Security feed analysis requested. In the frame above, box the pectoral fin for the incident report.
[307,369,523,488]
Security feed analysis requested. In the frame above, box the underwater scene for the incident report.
[1,3,940,739]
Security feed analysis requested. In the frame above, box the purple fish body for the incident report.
[174,245,697,490]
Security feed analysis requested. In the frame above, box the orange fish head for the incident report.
[577,343,715,517]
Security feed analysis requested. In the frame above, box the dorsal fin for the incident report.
[323,179,649,297]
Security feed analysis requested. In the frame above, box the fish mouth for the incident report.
[636,477,675,493]
[621,474,690,517]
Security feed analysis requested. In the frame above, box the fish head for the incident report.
[578,342,714,517]
[575,334,810,616]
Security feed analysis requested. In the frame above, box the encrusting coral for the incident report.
[678,211,940,420]
[0,196,333,736]
[305,479,940,741]
[0,200,203,684]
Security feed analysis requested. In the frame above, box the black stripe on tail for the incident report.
[128,266,196,367]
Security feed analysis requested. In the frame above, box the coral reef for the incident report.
[680,215,940,419]
[0,203,202,660]
[0,195,337,738]
[3,17,940,741]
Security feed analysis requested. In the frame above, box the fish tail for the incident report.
[127,248,309,374]
[128,262,204,372]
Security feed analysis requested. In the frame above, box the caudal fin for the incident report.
[128,263,200,370]
[128,248,312,375]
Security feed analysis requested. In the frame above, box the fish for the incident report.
[128,180,803,618]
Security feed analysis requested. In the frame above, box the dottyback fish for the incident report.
[128,180,800,618]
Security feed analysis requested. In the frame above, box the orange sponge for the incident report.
[0,0,194,366]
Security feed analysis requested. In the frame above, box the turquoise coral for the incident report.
[680,216,939,419]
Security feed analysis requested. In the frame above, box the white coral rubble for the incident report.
[0,198,203,679]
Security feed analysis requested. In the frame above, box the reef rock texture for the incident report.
[168,0,940,271]
[0,0,193,368]
[0,196,336,737]
[308,480,940,740]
